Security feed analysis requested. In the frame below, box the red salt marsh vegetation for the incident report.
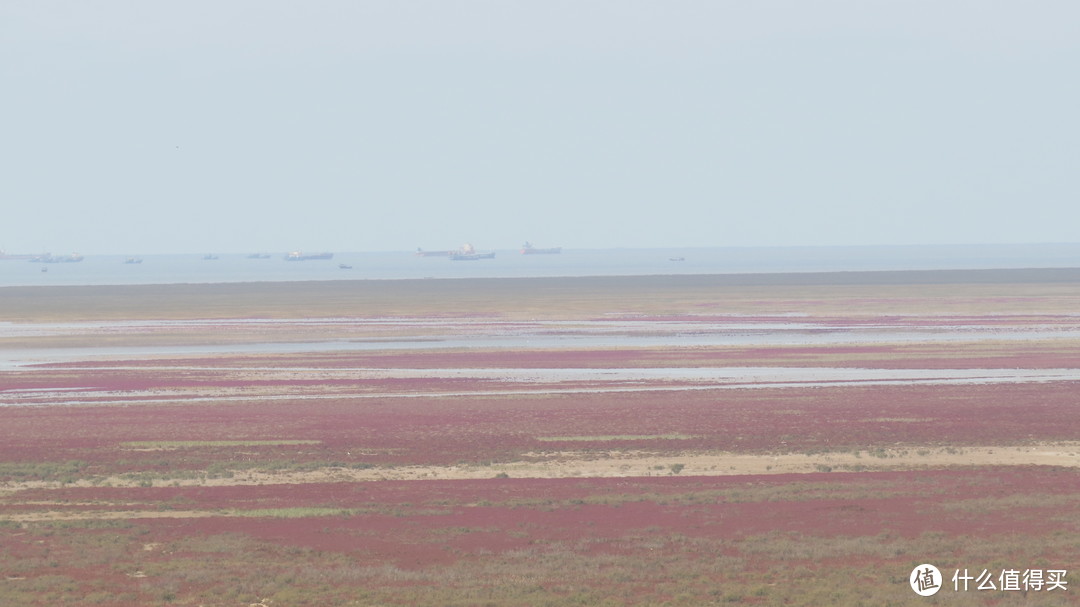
[2,271,1080,605]
[1,381,1079,476]
[2,469,1078,605]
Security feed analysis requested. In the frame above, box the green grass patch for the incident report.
[117,459,375,484]
[0,460,90,482]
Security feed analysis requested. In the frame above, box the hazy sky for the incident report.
[2,1,1078,254]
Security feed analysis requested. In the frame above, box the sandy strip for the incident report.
[8,369,1080,408]
[2,444,1077,508]
[2,509,222,522]
[267,444,1080,482]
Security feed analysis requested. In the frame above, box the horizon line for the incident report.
[6,241,1080,257]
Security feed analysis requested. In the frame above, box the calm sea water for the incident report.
[3,244,1080,288]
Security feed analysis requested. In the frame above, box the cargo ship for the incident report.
[451,251,496,261]
[285,251,334,261]
[521,242,561,255]
[29,253,84,263]
[0,250,37,261]
[449,243,495,261]
[415,248,455,257]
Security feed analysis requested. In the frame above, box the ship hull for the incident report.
[416,250,454,257]
[450,252,496,261]
[284,252,334,261]
[520,242,562,255]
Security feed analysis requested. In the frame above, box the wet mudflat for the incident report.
[1,271,1079,606]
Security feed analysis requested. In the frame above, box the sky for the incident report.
[2,1,1078,255]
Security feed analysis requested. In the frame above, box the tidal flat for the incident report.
[1,270,1079,606]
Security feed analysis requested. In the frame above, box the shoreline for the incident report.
[5,264,1080,292]
[3,266,1080,323]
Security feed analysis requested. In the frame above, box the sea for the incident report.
[3,243,1080,288]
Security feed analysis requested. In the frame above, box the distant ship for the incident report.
[125,257,143,264]
[415,248,455,257]
[0,250,36,261]
[521,242,561,255]
[203,254,219,260]
[451,251,496,261]
[30,253,84,263]
[247,253,272,259]
[284,251,334,261]
[450,243,495,261]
